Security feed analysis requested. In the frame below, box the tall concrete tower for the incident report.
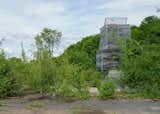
[96,17,130,78]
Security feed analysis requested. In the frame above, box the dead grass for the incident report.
[25,101,44,109]
[0,103,9,107]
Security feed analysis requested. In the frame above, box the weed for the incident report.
[0,103,9,107]
[25,101,44,109]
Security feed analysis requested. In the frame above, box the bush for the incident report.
[0,76,20,98]
[81,69,102,87]
[0,58,21,98]
[58,79,75,97]
[25,34,100,99]
[26,56,57,94]
[99,79,116,99]
[121,43,160,97]
[26,61,43,91]
[57,79,90,100]
[76,85,90,100]
[120,16,160,98]
[64,34,100,70]
[55,56,90,99]
[26,53,90,99]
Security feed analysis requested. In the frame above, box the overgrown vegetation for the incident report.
[120,16,160,98]
[0,16,159,99]
[0,56,22,98]
[99,78,116,99]
[26,28,90,99]
[26,101,44,109]
[62,34,102,87]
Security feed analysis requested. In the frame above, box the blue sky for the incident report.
[0,0,159,58]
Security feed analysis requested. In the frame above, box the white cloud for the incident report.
[0,1,67,35]
[98,0,160,10]
[0,0,160,57]
[3,47,14,56]
[0,12,38,34]
[97,0,160,25]
[25,1,65,16]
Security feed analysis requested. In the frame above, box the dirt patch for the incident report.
[72,109,105,114]
[0,109,71,114]
[1,94,160,114]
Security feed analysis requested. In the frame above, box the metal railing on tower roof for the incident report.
[104,17,128,25]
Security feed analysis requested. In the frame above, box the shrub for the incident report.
[76,84,90,100]
[99,79,116,99]
[26,61,43,91]
[26,58,57,94]
[64,34,100,70]
[58,79,75,97]
[26,54,90,100]
[55,57,90,99]
[0,58,21,98]
[120,16,160,98]
[81,69,102,87]
[57,73,90,99]
[121,44,160,98]
[0,76,20,98]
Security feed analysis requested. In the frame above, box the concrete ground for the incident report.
[0,95,160,114]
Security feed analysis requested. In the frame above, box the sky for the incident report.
[0,0,159,58]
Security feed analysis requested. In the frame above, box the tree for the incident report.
[0,38,5,57]
[35,28,62,57]
[21,42,26,62]
[0,39,2,46]
[28,28,62,95]
[0,39,3,50]
[64,34,100,69]
[132,16,160,44]
[120,16,160,98]
[0,57,22,98]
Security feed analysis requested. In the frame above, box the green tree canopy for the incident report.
[35,28,62,57]
[121,16,160,98]
[21,42,26,62]
[131,16,160,44]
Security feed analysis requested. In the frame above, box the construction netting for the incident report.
[104,17,128,25]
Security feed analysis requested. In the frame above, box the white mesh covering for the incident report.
[104,17,128,25]
[97,17,130,71]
